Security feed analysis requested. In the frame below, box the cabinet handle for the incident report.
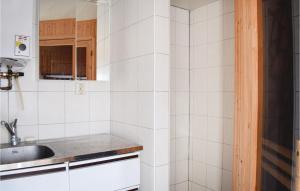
[69,155,138,170]
[0,163,67,180]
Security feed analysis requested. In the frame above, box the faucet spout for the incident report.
[1,119,21,146]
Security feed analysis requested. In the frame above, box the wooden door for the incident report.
[77,40,96,80]
[234,0,296,190]
[233,0,264,190]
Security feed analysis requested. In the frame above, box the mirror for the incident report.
[39,0,107,81]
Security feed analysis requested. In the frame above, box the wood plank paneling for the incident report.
[40,18,76,40]
[77,19,97,40]
[233,0,264,190]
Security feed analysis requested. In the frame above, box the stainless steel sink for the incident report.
[0,145,54,165]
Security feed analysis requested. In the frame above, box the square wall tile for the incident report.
[39,124,65,140]
[38,92,64,124]
[207,117,223,143]
[89,121,110,134]
[138,92,154,129]
[191,138,206,163]
[38,80,65,92]
[139,0,154,20]
[65,93,89,123]
[206,141,223,168]
[190,93,207,116]
[155,129,169,165]
[175,182,188,191]
[191,6,207,24]
[175,115,189,138]
[206,165,222,191]
[18,125,38,141]
[9,92,38,126]
[207,17,223,43]
[189,161,206,186]
[190,115,207,140]
[175,69,189,91]
[207,0,223,19]
[156,16,170,54]
[175,45,189,69]
[139,127,155,166]
[138,54,154,91]
[176,8,189,24]
[155,54,170,91]
[175,137,189,161]
[155,0,170,18]
[155,165,169,191]
[175,160,189,183]
[65,122,90,137]
[176,23,189,46]
[138,18,154,55]
[140,163,154,191]
[223,118,233,145]
[89,92,110,121]
[155,92,169,129]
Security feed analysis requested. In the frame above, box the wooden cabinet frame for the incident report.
[233,0,264,190]
[39,18,96,80]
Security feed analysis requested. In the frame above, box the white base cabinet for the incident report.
[69,156,140,191]
[0,164,69,191]
[0,153,140,191]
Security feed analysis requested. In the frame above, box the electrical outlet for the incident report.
[75,83,86,95]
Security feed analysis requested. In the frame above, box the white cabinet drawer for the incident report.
[0,164,68,191]
[69,155,140,191]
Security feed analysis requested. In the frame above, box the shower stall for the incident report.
[169,0,300,190]
[170,1,235,190]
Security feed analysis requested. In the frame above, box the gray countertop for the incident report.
[0,134,143,172]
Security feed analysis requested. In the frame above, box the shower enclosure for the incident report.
[170,0,299,190]
[170,0,235,190]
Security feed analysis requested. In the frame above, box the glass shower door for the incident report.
[261,0,298,190]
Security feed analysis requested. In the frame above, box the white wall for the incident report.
[171,0,218,10]
[170,6,190,191]
[109,0,170,190]
[189,0,234,190]
[40,0,97,21]
[0,0,110,144]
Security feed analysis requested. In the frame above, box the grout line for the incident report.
[153,0,157,189]
[187,8,191,190]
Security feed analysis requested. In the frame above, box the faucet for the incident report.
[1,119,21,146]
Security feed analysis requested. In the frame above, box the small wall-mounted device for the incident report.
[0,57,27,90]
[15,35,30,57]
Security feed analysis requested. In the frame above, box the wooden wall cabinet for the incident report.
[39,18,96,80]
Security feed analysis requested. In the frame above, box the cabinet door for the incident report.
[69,155,140,191]
[0,164,69,191]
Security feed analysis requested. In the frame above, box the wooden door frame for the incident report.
[233,0,264,190]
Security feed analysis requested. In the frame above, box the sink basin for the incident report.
[0,145,54,165]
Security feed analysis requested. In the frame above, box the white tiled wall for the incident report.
[170,6,190,191]
[0,0,110,144]
[189,0,234,190]
[109,0,170,191]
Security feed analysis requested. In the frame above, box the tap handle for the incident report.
[10,119,18,129]
[1,121,9,128]
[1,120,14,135]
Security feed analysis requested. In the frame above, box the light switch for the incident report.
[15,35,30,57]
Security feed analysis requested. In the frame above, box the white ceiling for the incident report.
[171,0,218,10]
